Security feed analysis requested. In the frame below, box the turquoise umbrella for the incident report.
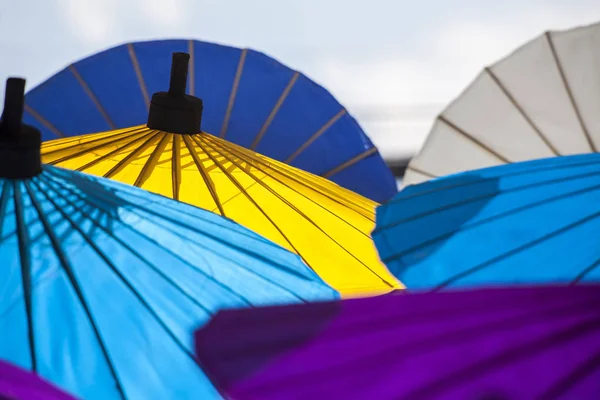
[373,153,600,290]
[0,77,337,399]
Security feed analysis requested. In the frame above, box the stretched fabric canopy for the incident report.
[0,360,76,400]
[23,39,396,202]
[0,77,337,399]
[195,285,600,400]
[41,53,403,297]
[404,21,600,186]
[374,153,600,290]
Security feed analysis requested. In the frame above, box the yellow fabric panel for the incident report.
[42,126,403,297]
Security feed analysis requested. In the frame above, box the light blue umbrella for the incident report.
[0,77,338,399]
[373,153,600,290]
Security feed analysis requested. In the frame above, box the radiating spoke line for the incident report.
[43,128,149,166]
[134,132,169,187]
[404,317,600,399]
[389,158,600,204]
[104,131,161,179]
[23,104,64,138]
[186,135,307,266]
[11,182,36,371]
[438,115,511,163]
[196,136,395,286]
[42,169,305,301]
[377,168,600,233]
[537,350,600,400]
[31,179,204,363]
[237,296,596,395]
[171,135,181,200]
[382,181,600,264]
[202,135,373,236]
[406,165,438,179]
[435,209,600,289]
[181,135,225,215]
[485,67,560,156]
[127,43,150,109]
[322,147,377,178]
[42,126,146,152]
[23,179,127,400]
[69,64,116,130]
[38,174,252,306]
[220,49,247,138]
[205,134,374,217]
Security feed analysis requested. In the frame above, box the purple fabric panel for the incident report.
[0,360,76,400]
[196,285,600,400]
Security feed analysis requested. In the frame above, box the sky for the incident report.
[1,0,600,161]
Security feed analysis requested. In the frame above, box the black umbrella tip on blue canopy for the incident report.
[0,77,42,179]
[147,52,203,134]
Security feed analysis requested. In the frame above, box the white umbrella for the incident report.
[403,20,600,185]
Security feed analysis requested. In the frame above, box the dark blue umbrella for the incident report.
[372,153,600,290]
[0,77,338,399]
[23,39,396,202]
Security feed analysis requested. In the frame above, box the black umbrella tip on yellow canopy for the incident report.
[147,52,204,134]
[0,77,42,179]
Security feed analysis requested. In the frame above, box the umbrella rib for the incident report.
[438,115,511,163]
[537,350,600,400]
[196,136,395,286]
[189,135,306,264]
[545,32,597,152]
[321,147,378,178]
[572,256,600,284]
[103,131,162,179]
[435,209,600,290]
[40,170,262,305]
[220,49,247,138]
[172,134,181,200]
[133,132,169,187]
[388,158,600,205]
[404,317,600,399]
[43,127,148,166]
[41,125,146,152]
[187,40,195,96]
[285,109,346,164]
[11,182,36,372]
[377,167,600,232]
[406,164,439,179]
[204,135,375,234]
[127,43,150,109]
[380,178,600,262]
[22,179,127,400]
[250,72,299,150]
[206,135,375,218]
[68,64,116,130]
[485,67,560,156]
[233,296,595,395]
[31,179,206,361]
[181,135,225,215]
[22,104,64,138]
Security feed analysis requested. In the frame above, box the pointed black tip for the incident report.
[168,52,190,97]
[1,77,26,137]
[0,77,42,179]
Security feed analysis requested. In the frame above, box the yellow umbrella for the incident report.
[41,52,402,297]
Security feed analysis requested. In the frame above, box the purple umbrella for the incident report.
[195,285,600,400]
[0,360,76,400]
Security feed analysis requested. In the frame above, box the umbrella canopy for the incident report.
[373,153,600,290]
[23,39,396,202]
[41,53,403,298]
[195,284,600,400]
[0,77,337,399]
[403,21,600,186]
[0,360,76,400]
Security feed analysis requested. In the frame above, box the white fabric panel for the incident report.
[442,71,556,162]
[492,34,591,154]
[552,23,600,150]
[405,119,505,186]
[402,21,600,186]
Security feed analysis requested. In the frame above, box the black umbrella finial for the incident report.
[147,52,203,134]
[0,77,42,179]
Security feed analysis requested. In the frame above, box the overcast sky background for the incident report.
[1,0,600,160]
